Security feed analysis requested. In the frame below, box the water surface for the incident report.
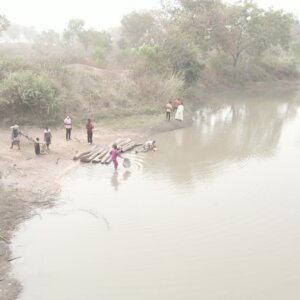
[12,93,300,300]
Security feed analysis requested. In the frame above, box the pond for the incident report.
[12,92,300,300]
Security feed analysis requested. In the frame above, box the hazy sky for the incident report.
[1,0,300,32]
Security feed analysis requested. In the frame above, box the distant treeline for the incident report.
[0,0,300,125]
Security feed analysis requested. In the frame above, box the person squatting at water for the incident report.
[44,127,52,150]
[143,140,157,152]
[110,144,124,170]
[10,124,20,150]
[135,140,157,154]
[86,118,94,144]
[64,116,72,140]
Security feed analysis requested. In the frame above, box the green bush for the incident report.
[92,47,108,66]
[260,56,299,79]
[0,71,61,125]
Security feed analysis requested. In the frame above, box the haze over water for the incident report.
[12,90,300,300]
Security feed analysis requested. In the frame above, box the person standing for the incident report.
[175,102,184,121]
[64,116,72,140]
[10,124,20,150]
[165,101,173,121]
[110,144,124,170]
[44,126,52,150]
[34,138,41,155]
[173,98,181,111]
[86,118,94,144]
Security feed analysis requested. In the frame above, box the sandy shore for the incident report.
[0,125,144,300]
[0,116,192,300]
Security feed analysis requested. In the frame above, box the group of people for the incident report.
[64,116,94,144]
[165,99,184,122]
[110,140,157,171]
[34,127,52,155]
[10,115,157,167]
[10,124,52,155]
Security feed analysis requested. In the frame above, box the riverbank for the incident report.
[0,114,192,300]
[2,78,297,299]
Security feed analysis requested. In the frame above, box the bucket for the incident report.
[123,158,131,168]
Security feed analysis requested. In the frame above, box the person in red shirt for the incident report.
[86,118,94,144]
[173,98,181,111]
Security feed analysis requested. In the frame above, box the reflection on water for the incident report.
[11,93,300,300]
[111,171,132,191]
[146,97,300,187]
[111,171,119,191]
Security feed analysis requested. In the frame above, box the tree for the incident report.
[35,30,61,47]
[120,11,156,48]
[21,26,38,42]
[63,19,112,60]
[210,2,293,66]
[165,0,295,66]
[0,15,9,34]
[82,29,112,52]
[161,28,204,83]
[63,19,85,45]
[5,24,21,41]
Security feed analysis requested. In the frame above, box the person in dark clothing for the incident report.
[44,127,52,150]
[86,118,94,144]
[35,138,41,155]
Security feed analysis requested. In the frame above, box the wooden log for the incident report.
[92,148,109,163]
[120,140,133,147]
[116,138,132,148]
[100,151,111,164]
[121,142,142,153]
[118,141,133,152]
[80,147,103,163]
[120,141,135,152]
[105,157,112,164]
[73,145,98,160]
[107,138,122,149]
[78,146,100,161]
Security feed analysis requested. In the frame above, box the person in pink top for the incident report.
[173,98,181,111]
[110,144,124,170]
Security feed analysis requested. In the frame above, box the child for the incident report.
[34,138,41,155]
[110,144,123,170]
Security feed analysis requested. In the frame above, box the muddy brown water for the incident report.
[11,93,300,299]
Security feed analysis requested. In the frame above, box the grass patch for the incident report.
[96,113,163,130]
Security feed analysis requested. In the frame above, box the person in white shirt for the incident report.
[64,116,72,140]
[175,103,184,121]
[143,140,156,152]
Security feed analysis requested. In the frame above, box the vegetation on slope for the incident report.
[0,0,299,125]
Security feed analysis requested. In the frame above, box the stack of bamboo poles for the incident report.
[73,138,141,164]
